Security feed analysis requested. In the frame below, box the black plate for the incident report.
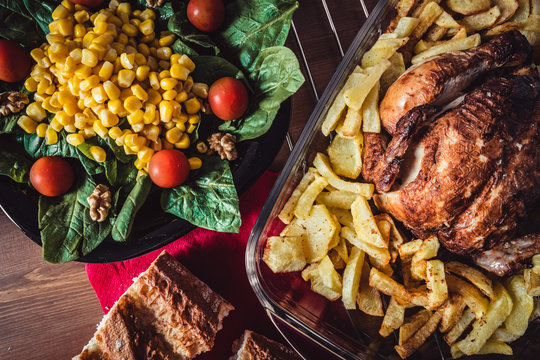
[0,100,290,263]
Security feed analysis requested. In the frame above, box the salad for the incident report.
[0,0,304,263]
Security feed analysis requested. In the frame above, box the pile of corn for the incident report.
[18,0,207,171]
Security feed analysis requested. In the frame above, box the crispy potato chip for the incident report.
[342,247,365,309]
[318,255,343,293]
[394,17,420,37]
[425,25,448,41]
[411,236,439,280]
[361,38,408,68]
[361,80,381,133]
[345,60,390,112]
[436,11,461,28]
[399,309,431,345]
[351,196,387,248]
[280,217,305,237]
[446,261,495,300]
[357,261,384,316]
[328,207,354,228]
[380,297,406,337]
[294,175,328,219]
[454,282,513,355]
[297,204,339,263]
[380,52,406,94]
[460,6,501,32]
[447,0,491,15]
[279,167,318,224]
[524,268,540,296]
[451,339,513,358]
[439,294,466,333]
[499,275,533,336]
[263,235,306,273]
[494,0,519,25]
[394,308,442,359]
[426,260,448,308]
[313,153,375,197]
[327,133,363,179]
[510,0,530,22]
[444,308,475,345]
[411,34,481,65]
[341,226,391,264]
[303,263,341,301]
[322,70,366,136]
[447,274,490,319]
[399,239,423,259]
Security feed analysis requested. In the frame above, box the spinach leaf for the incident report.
[168,11,221,56]
[216,0,298,71]
[161,155,241,233]
[0,7,43,48]
[191,55,246,84]
[219,46,304,141]
[0,112,21,135]
[0,148,32,183]
[0,0,57,38]
[39,174,113,263]
[111,172,152,242]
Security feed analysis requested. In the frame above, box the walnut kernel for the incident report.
[87,184,112,222]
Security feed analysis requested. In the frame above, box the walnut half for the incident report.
[208,133,238,161]
[146,0,165,7]
[87,184,112,222]
[0,91,29,116]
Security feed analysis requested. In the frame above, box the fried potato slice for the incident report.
[361,80,381,133]
[280,216,305,237]
[411,236,439,280]
[510,0,530,22]
[345,60,390,111]
[496,275,534,337]
[524,268,540,296]
[425,25,448,41]
[402,1,444,61]
[451,340,513,358]
[435,11,461,28]
[279,167,318,224]
[454,282,513,356]
[321,70,366,136]
[411,34,481,65]
[317,190,359,210]
[394,17,420,37]
[394,308,442,359]
[460,6,501,32]
[451,27,468,39]
[327,132,363,179]
[342,247,365,309]
[263,235,306,273]
[356,261,384,316]
[439,294,467,333]
[380,297,406,337]
[426,260,448,308]
[369,254,394,276]
[318,255,343,293]
[302,263,341,301]
[411,0,442,18]
[351,196,386,248]
[334,234,349,262]
[493,0,519,25]
[313,153,374,197]
[328,207,354,229]
[399,239,423,259]
[328,249,346,270]
[380,52,406,94]
[369,268,430,307]
[294,175,328,219]
[297,204,339,262]
[447,274,490,319]
[341,226,391,265]
[446,261,495,300]
[447,0,491,15]
[361,38,408,68]
[444,308,475,345]
[399,309,431,345]
[484,21,520,36]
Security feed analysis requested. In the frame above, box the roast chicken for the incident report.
[362,31,539,276]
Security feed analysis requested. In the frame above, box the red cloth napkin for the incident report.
[85,171,283,359]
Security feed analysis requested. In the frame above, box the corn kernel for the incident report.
[54,111,72,126]
[93,120,108,138]
[148,71,160,90]
[74,64,92,78]
[131,84,148,101]
[49,92,61,108]
[45,84,56,96]
[163,139,174,149]
[165,127,182,144]
[105,23,118,37]
[134,65,149,82]
[160,78,177,91]
[159,100,173,122]
[191,83,209,99]
[91,85,108,103]
[107,126,122,139]
[48,20,59,34]
[175,133,190,149]
[177,55,195,72]
[74,10,90,23]
[124,45,137,54]
[90,146,106,162]
[163,120,175,130]
[184,76,194,92]
[117,69,135,87]
[88,42,106,59]
[184,97,201,114]
[188,157,202,170]
[64,124,77,133]
[57,18,73,36]
[44,127,58,145]
[66,133,85,146]
[120,52,135,69]
[188,114,200,124]
[140,33,155,43]
[158,89,174,101]
[140,9,155,21]
[79,75,100,91]
[147,55,158,71]
[17,115,38,134]
[93,12,109,25]
[83,127,96,138]
[121,23,138,37]
[103,48,117,62]
[100,108,119,127]
[137,43,150,56]
[139,19,154,36]
[187,123,197,134]
[175,121,186,132]
[64,101,79,116]
[116,2,131,14]
[94,34,114,47]
[94,20,108,35]
[131,122,144,133]
[26,102,47,122]
[72,23,86,38]
[120,87,133,100]
[61,0,75,11]
[123,144,137,154]
[137,146,154,162]
[156,47,172,60]
[35,123,48,137]
[52,4,69,20]
[143,124,160,141]
[175,90,188,103]
[124,134,145,149]
[130,18,142,28]
[169,64,190,81]
[124,95,142,113]
[159,34,175,47]
[158,60,169,70]
[144,90,160,106]
[134,158,145,170]
[81,48,98,67]
[101,81,119,101]
[127,109,144,124]
[25,78,38,92]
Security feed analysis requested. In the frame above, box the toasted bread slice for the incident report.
[230,330,302,360]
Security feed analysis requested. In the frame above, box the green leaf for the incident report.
[0,148,32,183]
[111,173,152,242]
[161,155,241,233]
[219,46,304,141]
[0,7,43,48]
[0,112,21,135]
[168,11,221,56]
[191,55,246,84]
[39,174,113,263]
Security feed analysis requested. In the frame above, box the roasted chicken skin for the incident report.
[379,31,531,135]
[364,68,539,275]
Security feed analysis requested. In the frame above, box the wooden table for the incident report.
[0,1,376,358]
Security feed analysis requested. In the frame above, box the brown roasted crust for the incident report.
[231,330,302,360]
[0,91,29,116]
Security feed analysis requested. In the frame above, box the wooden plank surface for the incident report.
[0,1,376,358]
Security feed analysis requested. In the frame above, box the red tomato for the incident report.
[0,40,31,83]
[148,150,190,188]
[70,0,106,7]
[30,157,74,197]
[187,0,225,32]
[208,77,249,121]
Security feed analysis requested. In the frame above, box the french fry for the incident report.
[380,297,406,337]
[294,175,328,219]
[402,259,422,289]
[313,153,375,197]
[328,207,354,229]
[297,204,339,263]
[446,274,490,319]
[402,2,444,61]
[369,254,394,276]
[484,21,519,36]
[341,226,391,265]
[378,213,405,263]
[493,0,519,25]
[411,34,482,65]
[460,6,501,32]
[278,167,318,224]
[426,260,448,308]
[451,27,468,39]
[361,38,408,68]
[357,261,384,316]
[263,235,306,273]
[318,255,343,294]
[399,309,431,345]
[510,0,530,22]
[454,282,513,356]
[398,239,423,259]
[345,60,391,111]
[328,249,346,270]
[411,236,439,280]
[498,275,534,337]
[397,0,416,18]
[451,340,513,358]
[317,190,359,209]
[376,218,392,245]
[327,133,363,179]
[369,268,429,307]
[439,294,466,333]
[411,0,442,18]
[351,196,386,248]
[447,0,491,15]
[380,52,405,93]
[393,17,420,37]
[342,247,365,309]
[425,25,448,41]
[444,308,475,345]
[446,261,495,300]
[435,11,461,28]
[361,81,381,133]
[340,107,363,138]
[334,235,349,263]
[280,217,305,237]
[394,308,443,359]
[321,70,366,136]
[302,263,341,301]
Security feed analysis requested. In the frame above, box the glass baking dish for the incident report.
[246,0,540,359]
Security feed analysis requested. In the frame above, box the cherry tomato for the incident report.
[208,77,249,121]
[30,157,74,197]
[148,149,190,188]
[187,0,225,32]
[0,40,31,83]
[70,0,106,7]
